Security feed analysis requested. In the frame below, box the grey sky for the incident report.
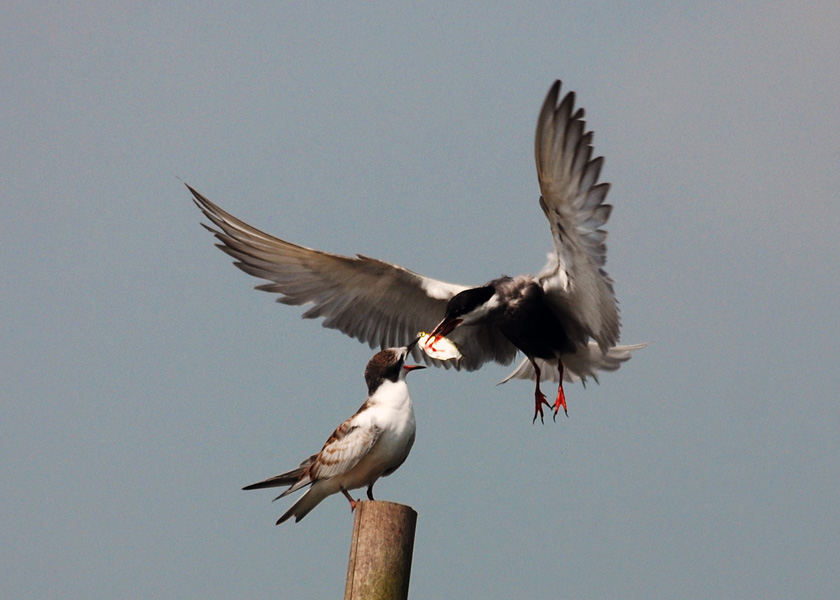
[3,3,839,598]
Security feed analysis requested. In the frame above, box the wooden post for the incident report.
[344,501,417,600]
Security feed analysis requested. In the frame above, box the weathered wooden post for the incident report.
[344,501,417,600]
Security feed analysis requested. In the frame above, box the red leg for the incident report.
[341,488,358,511]
[531,359,550,424]
[552,362,568,420]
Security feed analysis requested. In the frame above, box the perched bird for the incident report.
[243,345,423,524]
[190,80,644,423]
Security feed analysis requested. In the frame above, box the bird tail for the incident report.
[276,483,330,525]
[498,342,647,386]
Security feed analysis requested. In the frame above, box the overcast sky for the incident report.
[3,3,839,599]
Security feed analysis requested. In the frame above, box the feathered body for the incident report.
[190,80,644,421]
[243,347,422,524]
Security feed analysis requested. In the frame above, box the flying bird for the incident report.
[243,345,423,524]
[189,80,644,422]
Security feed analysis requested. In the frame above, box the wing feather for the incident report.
[534,81,620,351]
[311,419,382,481]
[189,184,516,370]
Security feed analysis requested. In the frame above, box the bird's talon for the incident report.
[533,387,551,424]
[552,386,568,420]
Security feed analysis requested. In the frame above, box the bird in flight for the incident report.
[243,345,423,524]
[189,80,644,423]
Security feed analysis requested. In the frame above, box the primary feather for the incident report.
[191,80,643,411]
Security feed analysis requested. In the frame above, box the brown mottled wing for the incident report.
[309,413,382,481]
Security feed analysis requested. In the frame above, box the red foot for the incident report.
[533,390,551,424]
[552,384,568,420]
[341,488,359,511]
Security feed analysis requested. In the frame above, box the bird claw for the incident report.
[532,391,550,424]
[552,386,568,420]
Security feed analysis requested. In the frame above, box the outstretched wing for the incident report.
[534,81,620,351]
[188,184,477,366]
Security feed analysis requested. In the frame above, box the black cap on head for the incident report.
[445,285,495,319]
[364,348,403,394]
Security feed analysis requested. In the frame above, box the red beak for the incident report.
[429,317,461,338]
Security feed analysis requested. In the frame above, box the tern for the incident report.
[190,80,644,422]
[243,345,423,524]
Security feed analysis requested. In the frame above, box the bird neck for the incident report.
[369,379,411,409]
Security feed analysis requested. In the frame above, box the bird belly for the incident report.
[334,420,415,491]
[498,300,575,358]
[491,277,577,358]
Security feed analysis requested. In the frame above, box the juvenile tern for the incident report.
[243,345,423,524]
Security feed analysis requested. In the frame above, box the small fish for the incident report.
[418,331,463,361]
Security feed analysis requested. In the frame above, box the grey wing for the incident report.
[445,322,519,371]
[188,184,470,367]
[533,81,620,351]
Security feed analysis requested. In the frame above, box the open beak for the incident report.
[404,337,425,371]
[406,336,422,353]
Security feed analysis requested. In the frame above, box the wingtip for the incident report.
[184,181,204,203]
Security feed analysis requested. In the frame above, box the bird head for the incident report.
[365,345,425,394]
[429,285,496,337]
